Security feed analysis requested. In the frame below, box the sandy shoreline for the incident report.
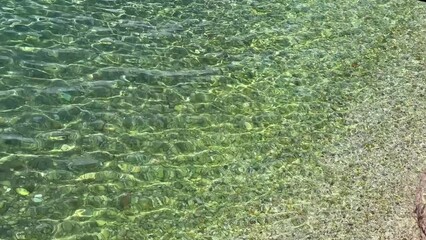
[311,3,426,238]
[245,2,426,239]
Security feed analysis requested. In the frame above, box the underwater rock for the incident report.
[16,187,30,196]
[117,192,132,210]
[415,172,426,239]
[0,134,35,148]
[0,95,26,110]
[32,194,43,203]
[67,157,100,172]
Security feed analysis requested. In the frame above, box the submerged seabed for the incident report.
[0,0,419,239]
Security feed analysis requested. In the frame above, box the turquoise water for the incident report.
[0,0,420,239]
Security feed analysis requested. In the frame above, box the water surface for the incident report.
[0,0,417,239]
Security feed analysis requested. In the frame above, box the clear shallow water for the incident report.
[0,0,417,239]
